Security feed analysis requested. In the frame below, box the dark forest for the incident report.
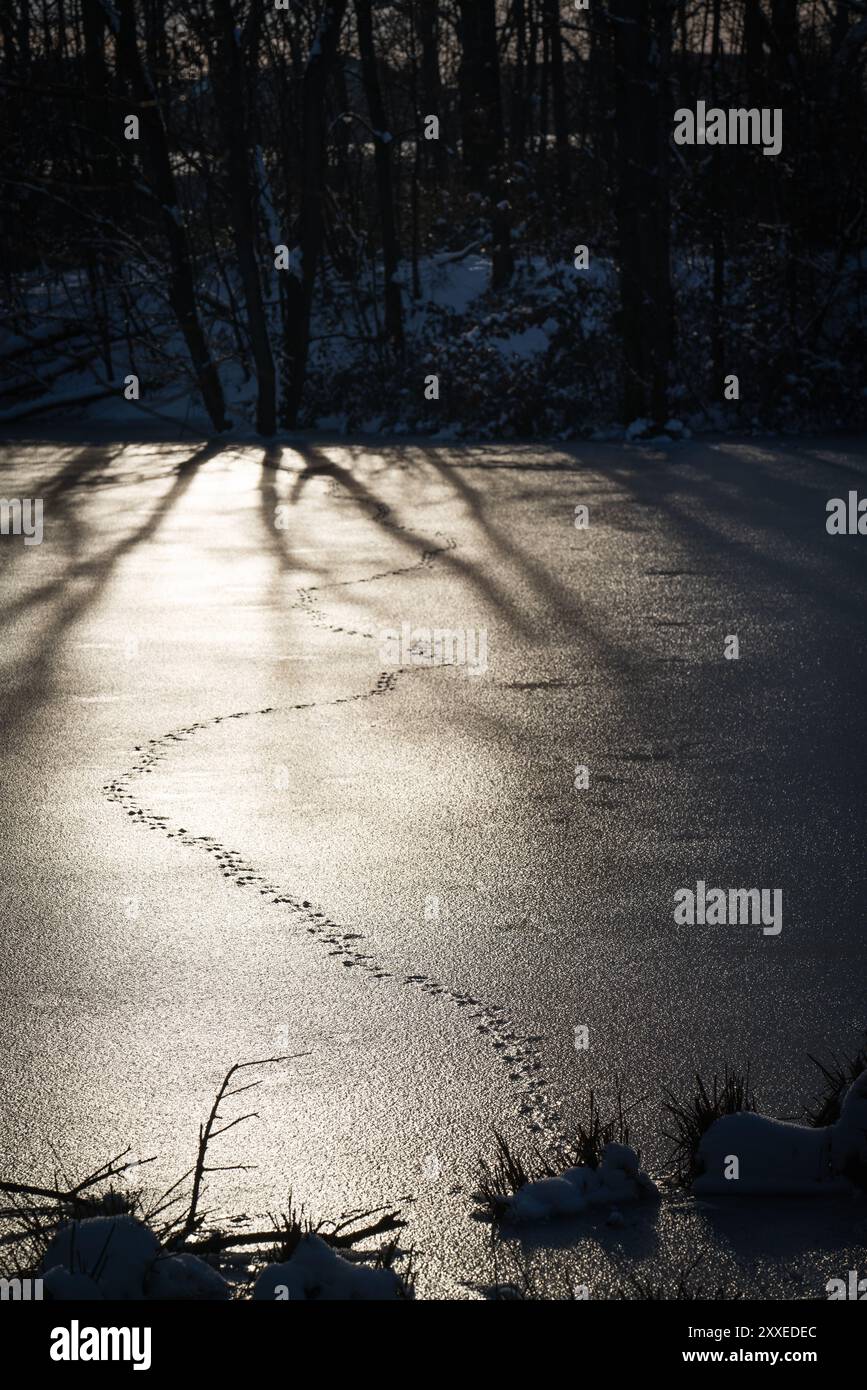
[2,1,866,438]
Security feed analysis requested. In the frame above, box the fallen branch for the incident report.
[182,1210,406,1257]
[0,383,119,423]
[172,1055,308,1247]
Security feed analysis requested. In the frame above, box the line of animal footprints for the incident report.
[105,495,561,1139]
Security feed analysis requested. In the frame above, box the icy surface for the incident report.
[2,432,867,1299]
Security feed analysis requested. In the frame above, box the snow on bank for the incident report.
[144,1253,233,1300]
[498,1144,658,1224]
[4,237,865,436]
[694,1068,867,1196]
[42,1216,160,1300]
[38,1216,408,1300]
[419,252,490,316]
[252,1234,407,1301]
[40,1215,231,1300]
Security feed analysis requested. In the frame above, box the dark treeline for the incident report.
[1,1,866,436]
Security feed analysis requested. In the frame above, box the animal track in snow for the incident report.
[104,486,562,1142]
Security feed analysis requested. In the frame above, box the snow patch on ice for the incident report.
[144,1253,231,1301]
[500,1143,658,1224]
[41,1216,160,1300]
[252,1234,406,1301]
[694,1068,867,1196]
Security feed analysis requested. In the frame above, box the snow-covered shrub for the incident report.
[42,1268,104,1300]
[476,1084,656,1224]
[828,1067,867,1189]
[806,1031,867,1128]
[143,1253,231,1301]
[500,1143,658,1225]
[41,1215,161,1300]
[663,1068,756,1184]
[252,1234,410,1301]
[693,1068,867,1196]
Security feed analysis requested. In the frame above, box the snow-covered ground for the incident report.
[38,1215,408,1300]
[4,245,865,439]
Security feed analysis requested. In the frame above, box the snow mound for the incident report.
[41,1216,161,1300]
[144,1253,232,1301]
[252,1234,406,1301]
[42,1267,104,1300]
[694,1067,867,1195]
[625,417,655,441]
[832,1066,867,1176]
[490,325,551,360]
[424,254,490,315]
[502,1143,658,1224]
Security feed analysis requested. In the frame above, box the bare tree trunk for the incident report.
[457,0,504,179]
[510,0,527,158]
[355,0,404,351]
[82,0,112,178]
[743,0,765,107]
[526,0,540,153]
[409,7,422,300]
[457,0,513,289]
[771,0,799,95]
[212,0,276,435]
[539,11,549,164]
[612,0,646,422]
[611,0,672,424]
[770,0,801,337]
[418,0,445,182]
[542,0,569,199]
[18,0,32,71]
[653,0,674,419]
[116,0,228,431]
[589,0,614,182]
[710,0,725,393]
[0,7,17,73]
[282,0,348,427]
[142,0,167,91]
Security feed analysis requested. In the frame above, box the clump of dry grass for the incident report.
[662,1068,756,1185]
[613,1255,741,1301]
[474,1131,546,1218]
[474,1083,635,1219]
[805,1032,867,1127]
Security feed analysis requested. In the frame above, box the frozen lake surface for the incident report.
[1,428,865,1298]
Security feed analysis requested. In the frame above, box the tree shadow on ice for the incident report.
[0,437,226,751]
[276,440,539,639]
